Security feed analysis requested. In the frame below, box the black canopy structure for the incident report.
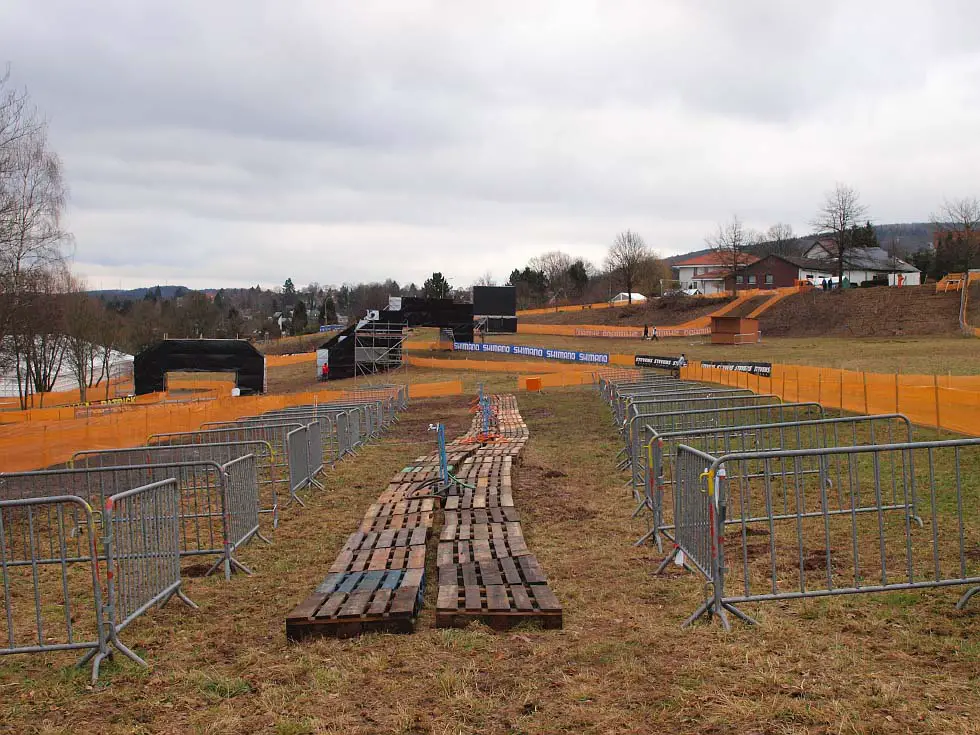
[318,297,474,380]
[134,339,266,395]
[473,285,517,333]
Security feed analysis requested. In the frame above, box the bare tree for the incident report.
[757,222,796,257]
[473,271,496,287]
[706,215,757,292]
[1,70,71,402]
[63,278,103,402]
[810,183,869,282]
[931,196,980,271]
[605,231,650,304]
[529,251,573,303]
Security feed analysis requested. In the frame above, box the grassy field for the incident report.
[2,388,978,734]
[481,333,980,375]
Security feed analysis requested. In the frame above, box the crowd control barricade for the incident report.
[0,495,108,682]
[177,422,301,505]
[662,440,980,631]
[627,402,824,515]
[1,461,259,580]
[639,414,915,549]
[624,393,780,498]
[286,426,313,506]
[71,441,278,531]
[102,478,198,673]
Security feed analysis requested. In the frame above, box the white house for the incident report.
[802,239,921,286]
[671,252,761,294]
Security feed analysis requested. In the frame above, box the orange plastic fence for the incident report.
[0,376,135,411]
[684,361,980,437]
[0,379,463,472]
[265,352,317,367]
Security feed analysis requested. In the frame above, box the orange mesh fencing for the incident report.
[0,380,462,472]
[265,353,316,367]
[684,361,980,436]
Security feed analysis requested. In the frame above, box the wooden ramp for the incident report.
[286,394,562,640]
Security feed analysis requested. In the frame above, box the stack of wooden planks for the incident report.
[435,395,562,629]
[286,394,561,640]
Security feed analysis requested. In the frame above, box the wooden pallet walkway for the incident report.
[435,395,562,630]
[287,393,562,640]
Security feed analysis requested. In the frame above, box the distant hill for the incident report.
[89,285,216,301]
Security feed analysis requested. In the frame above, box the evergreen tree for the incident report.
[422,272,452,299]
[291,300,308,334]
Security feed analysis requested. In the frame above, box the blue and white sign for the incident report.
[453,342,609,365]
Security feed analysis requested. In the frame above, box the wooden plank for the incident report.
[510,585,534,611]
[531,585,562,612]
[463,585,482,611]
[286,592,327,621]
[486,585,509,611]
[437,584,459,611]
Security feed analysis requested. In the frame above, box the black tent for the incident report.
[134,339,266,395]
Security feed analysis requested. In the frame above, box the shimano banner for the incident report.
[701,360,773,377]
[453,342,609,365]
[634,354,683,369]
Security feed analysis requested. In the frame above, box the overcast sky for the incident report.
[4,1,980,290]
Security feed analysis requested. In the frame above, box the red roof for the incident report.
[673,252,760,267]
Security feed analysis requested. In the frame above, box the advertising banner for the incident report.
[453,342,609,365]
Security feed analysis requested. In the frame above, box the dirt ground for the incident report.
[2,389,978,734]
[760,285,963,337]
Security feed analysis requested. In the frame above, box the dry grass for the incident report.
[483,333,980,376]
[2,389,978,733]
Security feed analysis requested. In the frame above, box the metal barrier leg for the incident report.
[956,586,980,610]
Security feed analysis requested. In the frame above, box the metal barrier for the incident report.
[639,414,916,549]
[0,461,258,580]
[0,495,108,681]
[663,440,980,630]
[216,454,263,576]
[72,441,279,530]
[624,393,781,495]
[151,423,299,506]
[286,426,312,506]
[102,478,198,672]
[0,483,200,683]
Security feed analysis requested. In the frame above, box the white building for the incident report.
[802,240,921,286]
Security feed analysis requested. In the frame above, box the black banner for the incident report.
[701,360,772,377]
[634,354,683,369]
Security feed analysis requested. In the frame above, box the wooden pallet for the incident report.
[362,498,435,519]
[344,526,429,551]
[330,544,427,574]
[443,507,520,525]
[436,534,530,565]
[359,510,434,533]
[286,568,425,640]
[443,486,514,510]
[435,582,561,630]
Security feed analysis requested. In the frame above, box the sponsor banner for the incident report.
[701,360,772,377]
[452,342,609,365]
[634,354,683,369]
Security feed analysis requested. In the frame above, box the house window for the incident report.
[736,275,744,284]
[748,275,757,285]
[765,273,774,285]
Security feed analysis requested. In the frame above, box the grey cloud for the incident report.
[4,0,980,289]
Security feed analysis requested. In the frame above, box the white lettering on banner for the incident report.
[451,343,609,364]
[514,345,545,358]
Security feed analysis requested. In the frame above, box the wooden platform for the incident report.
[285,568,425,640]
[286,393,562,640]
[435,556,562,630]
